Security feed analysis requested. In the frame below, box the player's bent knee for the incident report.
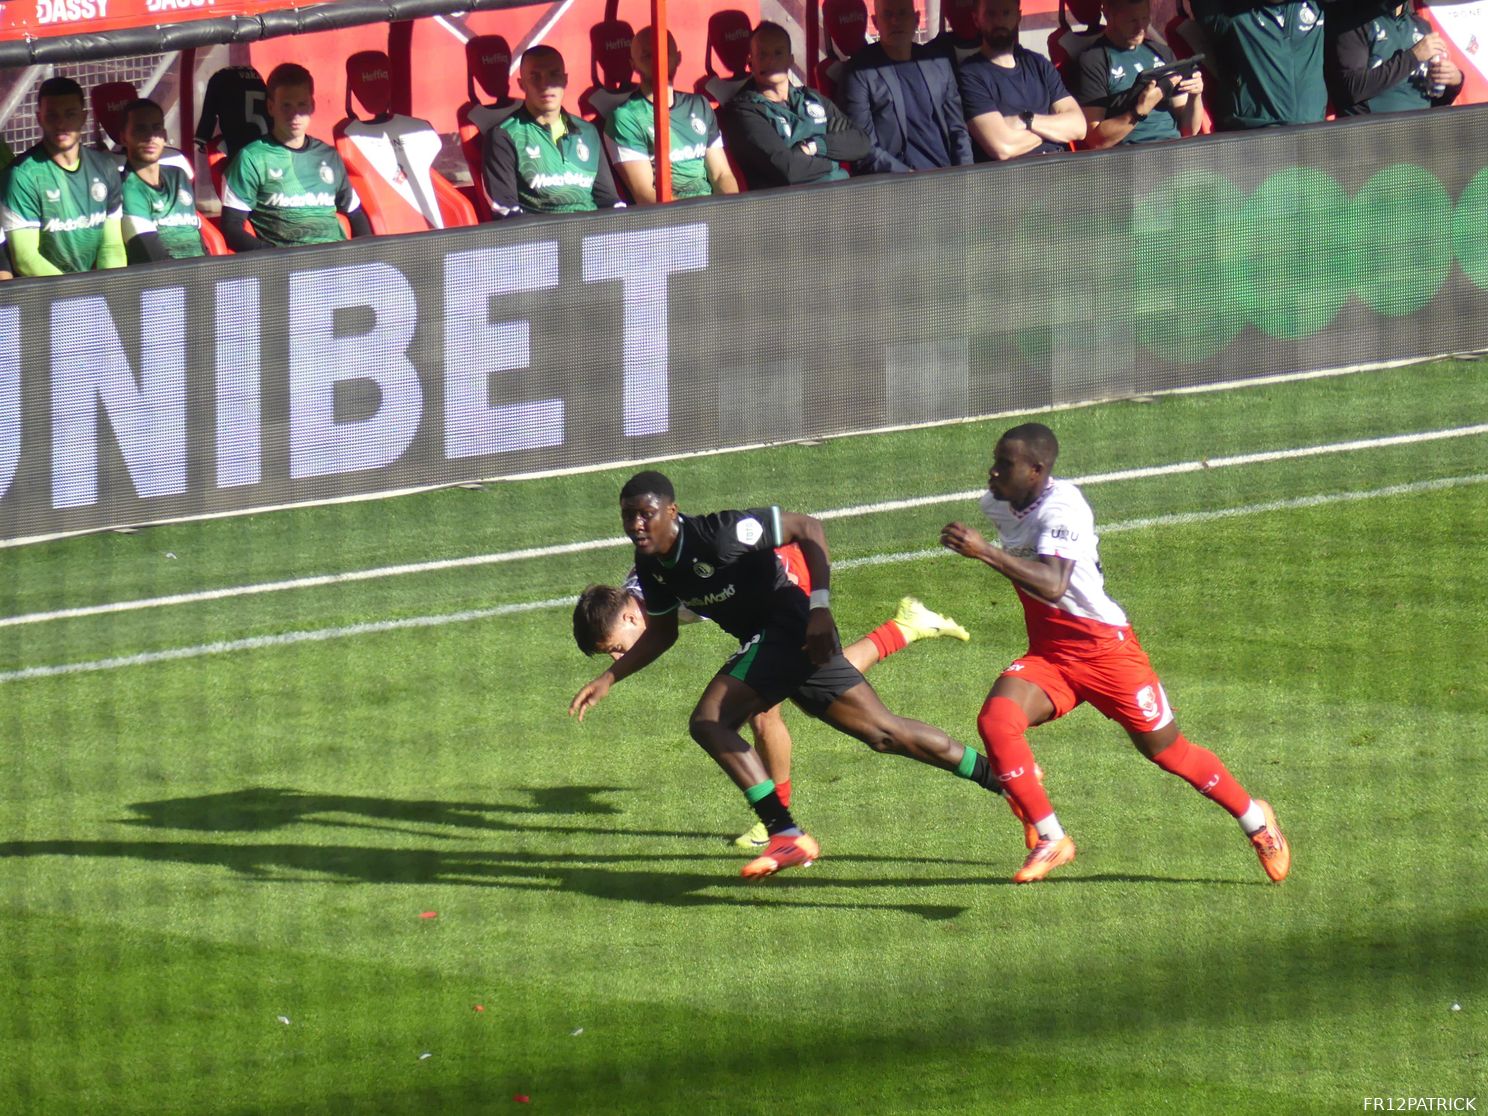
[688,714,724,750]
[977,695,1029,755]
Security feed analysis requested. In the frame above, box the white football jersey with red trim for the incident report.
[979,478,1130,640]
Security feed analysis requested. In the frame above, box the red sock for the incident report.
[775,779,792,809]
[977,695,1054,823]
[1150,735,1251,818]
[867,620,907,661]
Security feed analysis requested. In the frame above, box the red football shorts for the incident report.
[1001,628,1174,734]
[776,543,811,594]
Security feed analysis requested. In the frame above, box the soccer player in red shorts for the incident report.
[940,422,1291,884]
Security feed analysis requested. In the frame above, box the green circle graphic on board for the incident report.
[1239,167,1357,340]
[1352,164,1453,317]
[1452,165,1488,292]
[1131,169,1249,362]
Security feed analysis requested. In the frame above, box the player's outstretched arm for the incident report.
[940,521,1074,603]
[779,511,841,665]
[569,608,679,721]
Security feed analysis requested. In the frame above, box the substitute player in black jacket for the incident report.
[569,472,1011,879]
[718,21,871,190]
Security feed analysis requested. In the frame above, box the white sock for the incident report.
[1237,800,1266,836]
[1034,814,1065,842]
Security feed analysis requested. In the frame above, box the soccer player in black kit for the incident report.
[569,472,1010,879]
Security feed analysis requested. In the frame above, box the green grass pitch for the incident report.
[1,360,1485,1114]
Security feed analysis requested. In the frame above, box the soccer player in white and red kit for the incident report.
[941,423,1291,884]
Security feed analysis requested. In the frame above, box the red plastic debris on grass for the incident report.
[474,1004,485,1013]
[513,1094,530,1104]
[419,911,438,919]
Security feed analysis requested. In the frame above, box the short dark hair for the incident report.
[121,97,162,127]
[266,62,314,98]
[520,44,565,68]
[37,76,84,104]
[751,20,791,45]
[1001,422,1059,469]
[573,584,631,655]
[619,470,675,504]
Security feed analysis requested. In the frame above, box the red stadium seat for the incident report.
[334,50,478,234]
[819,0,870,97]
[580,18,637,121]
[1048,0,1105,76]
[699,9,753,104]
[456,34,521,221]
[91,80,137,148]
[198,214,230,256]
[942,0,978,39]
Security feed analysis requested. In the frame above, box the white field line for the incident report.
[3,422,1484,634]
[2,471,1485,686]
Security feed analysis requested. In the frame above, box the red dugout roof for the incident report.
[0,0,544,65]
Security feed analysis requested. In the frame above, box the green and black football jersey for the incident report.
[604,90,722,200]
[222,135,361,247]
[634,508,806,643]
[122,163,206,263]
[0,143,122,273]
[483,107,620,215]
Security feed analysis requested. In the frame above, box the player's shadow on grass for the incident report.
[115,786,716,841]
[0,838,971,921]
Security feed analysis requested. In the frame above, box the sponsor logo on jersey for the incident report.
[671,143,707,163]
[1049,526,1079,541]
[265,191,337,208]
[89,180,108,203]
[686,583,737,608]
[735,517,764,546]
[693,561,715,578]
[529,170,596,189]
[157,212,200,228]
[42,211,107,233]
[318,163,334,185]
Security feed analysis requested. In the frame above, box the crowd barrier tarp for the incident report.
[3,103,1487,545]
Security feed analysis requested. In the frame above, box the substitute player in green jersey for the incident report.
[119,99,206,265]
[1,76,125,276]
[605,27,738,204]
[221,63,371,249]
[482,45,622,217]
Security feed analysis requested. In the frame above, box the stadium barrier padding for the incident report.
[3,103,1487,544]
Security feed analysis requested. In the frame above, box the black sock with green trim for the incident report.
[954,745,1003,793]
[744,779,801,836]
